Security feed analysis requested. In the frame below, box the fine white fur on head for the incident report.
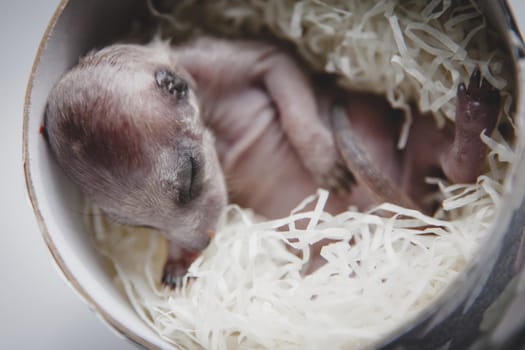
[45,43,228,252]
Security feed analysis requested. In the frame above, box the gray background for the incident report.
[0,1,135,349]
[0,1,524,349]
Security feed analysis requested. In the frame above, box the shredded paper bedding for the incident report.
[88,1,516,349]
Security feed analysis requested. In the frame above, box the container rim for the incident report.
[22,0,164,349]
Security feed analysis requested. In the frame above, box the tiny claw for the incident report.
[478,77,499,101]
[446,66,502,183]
[322,161,355,193]
[457,82,466,97]
[334,162,356,192]
[161,249,201,289]
[462,67,500,102]
[162,274,182,289]
[469,67,481,88]
[161,258,187,289]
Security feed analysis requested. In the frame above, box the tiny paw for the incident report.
[318,160,355,193]
[294,123,353,192]
[441,68,501,184]
[302,133,355,193]
[461,68,500,102]
[456,67,500,134]
[162,250,200,289]
[161,258,188,288]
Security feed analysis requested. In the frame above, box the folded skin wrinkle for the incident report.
[45,36,500,287]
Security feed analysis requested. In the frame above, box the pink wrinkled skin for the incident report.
[44,37,499,286]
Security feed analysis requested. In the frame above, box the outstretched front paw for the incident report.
[318,159,355,193]
[456,67,500,135]
[161,258,187,288]
[301,129,355,193]
[161,250,199,289]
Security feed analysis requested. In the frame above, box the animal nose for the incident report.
[155,68,188,99]
[180,232,211,252]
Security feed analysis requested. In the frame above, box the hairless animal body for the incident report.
[44,37,500,287]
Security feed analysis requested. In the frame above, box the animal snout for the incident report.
[198,234,212,250]
[155,68,188,99]
[180,231,211,252]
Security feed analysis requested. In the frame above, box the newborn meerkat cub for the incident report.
[44,37,500,286]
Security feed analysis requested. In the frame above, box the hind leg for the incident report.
[263,54,354,193]
[440,68,501,183]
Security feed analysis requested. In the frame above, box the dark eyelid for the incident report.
[189,155,204,199]
[178,154,203,205]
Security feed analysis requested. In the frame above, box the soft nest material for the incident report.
[89,1,515,349]
[154,0,513,146]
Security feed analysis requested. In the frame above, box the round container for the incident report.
[23,1,525,349]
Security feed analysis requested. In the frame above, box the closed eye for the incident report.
[178,155,203,205]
